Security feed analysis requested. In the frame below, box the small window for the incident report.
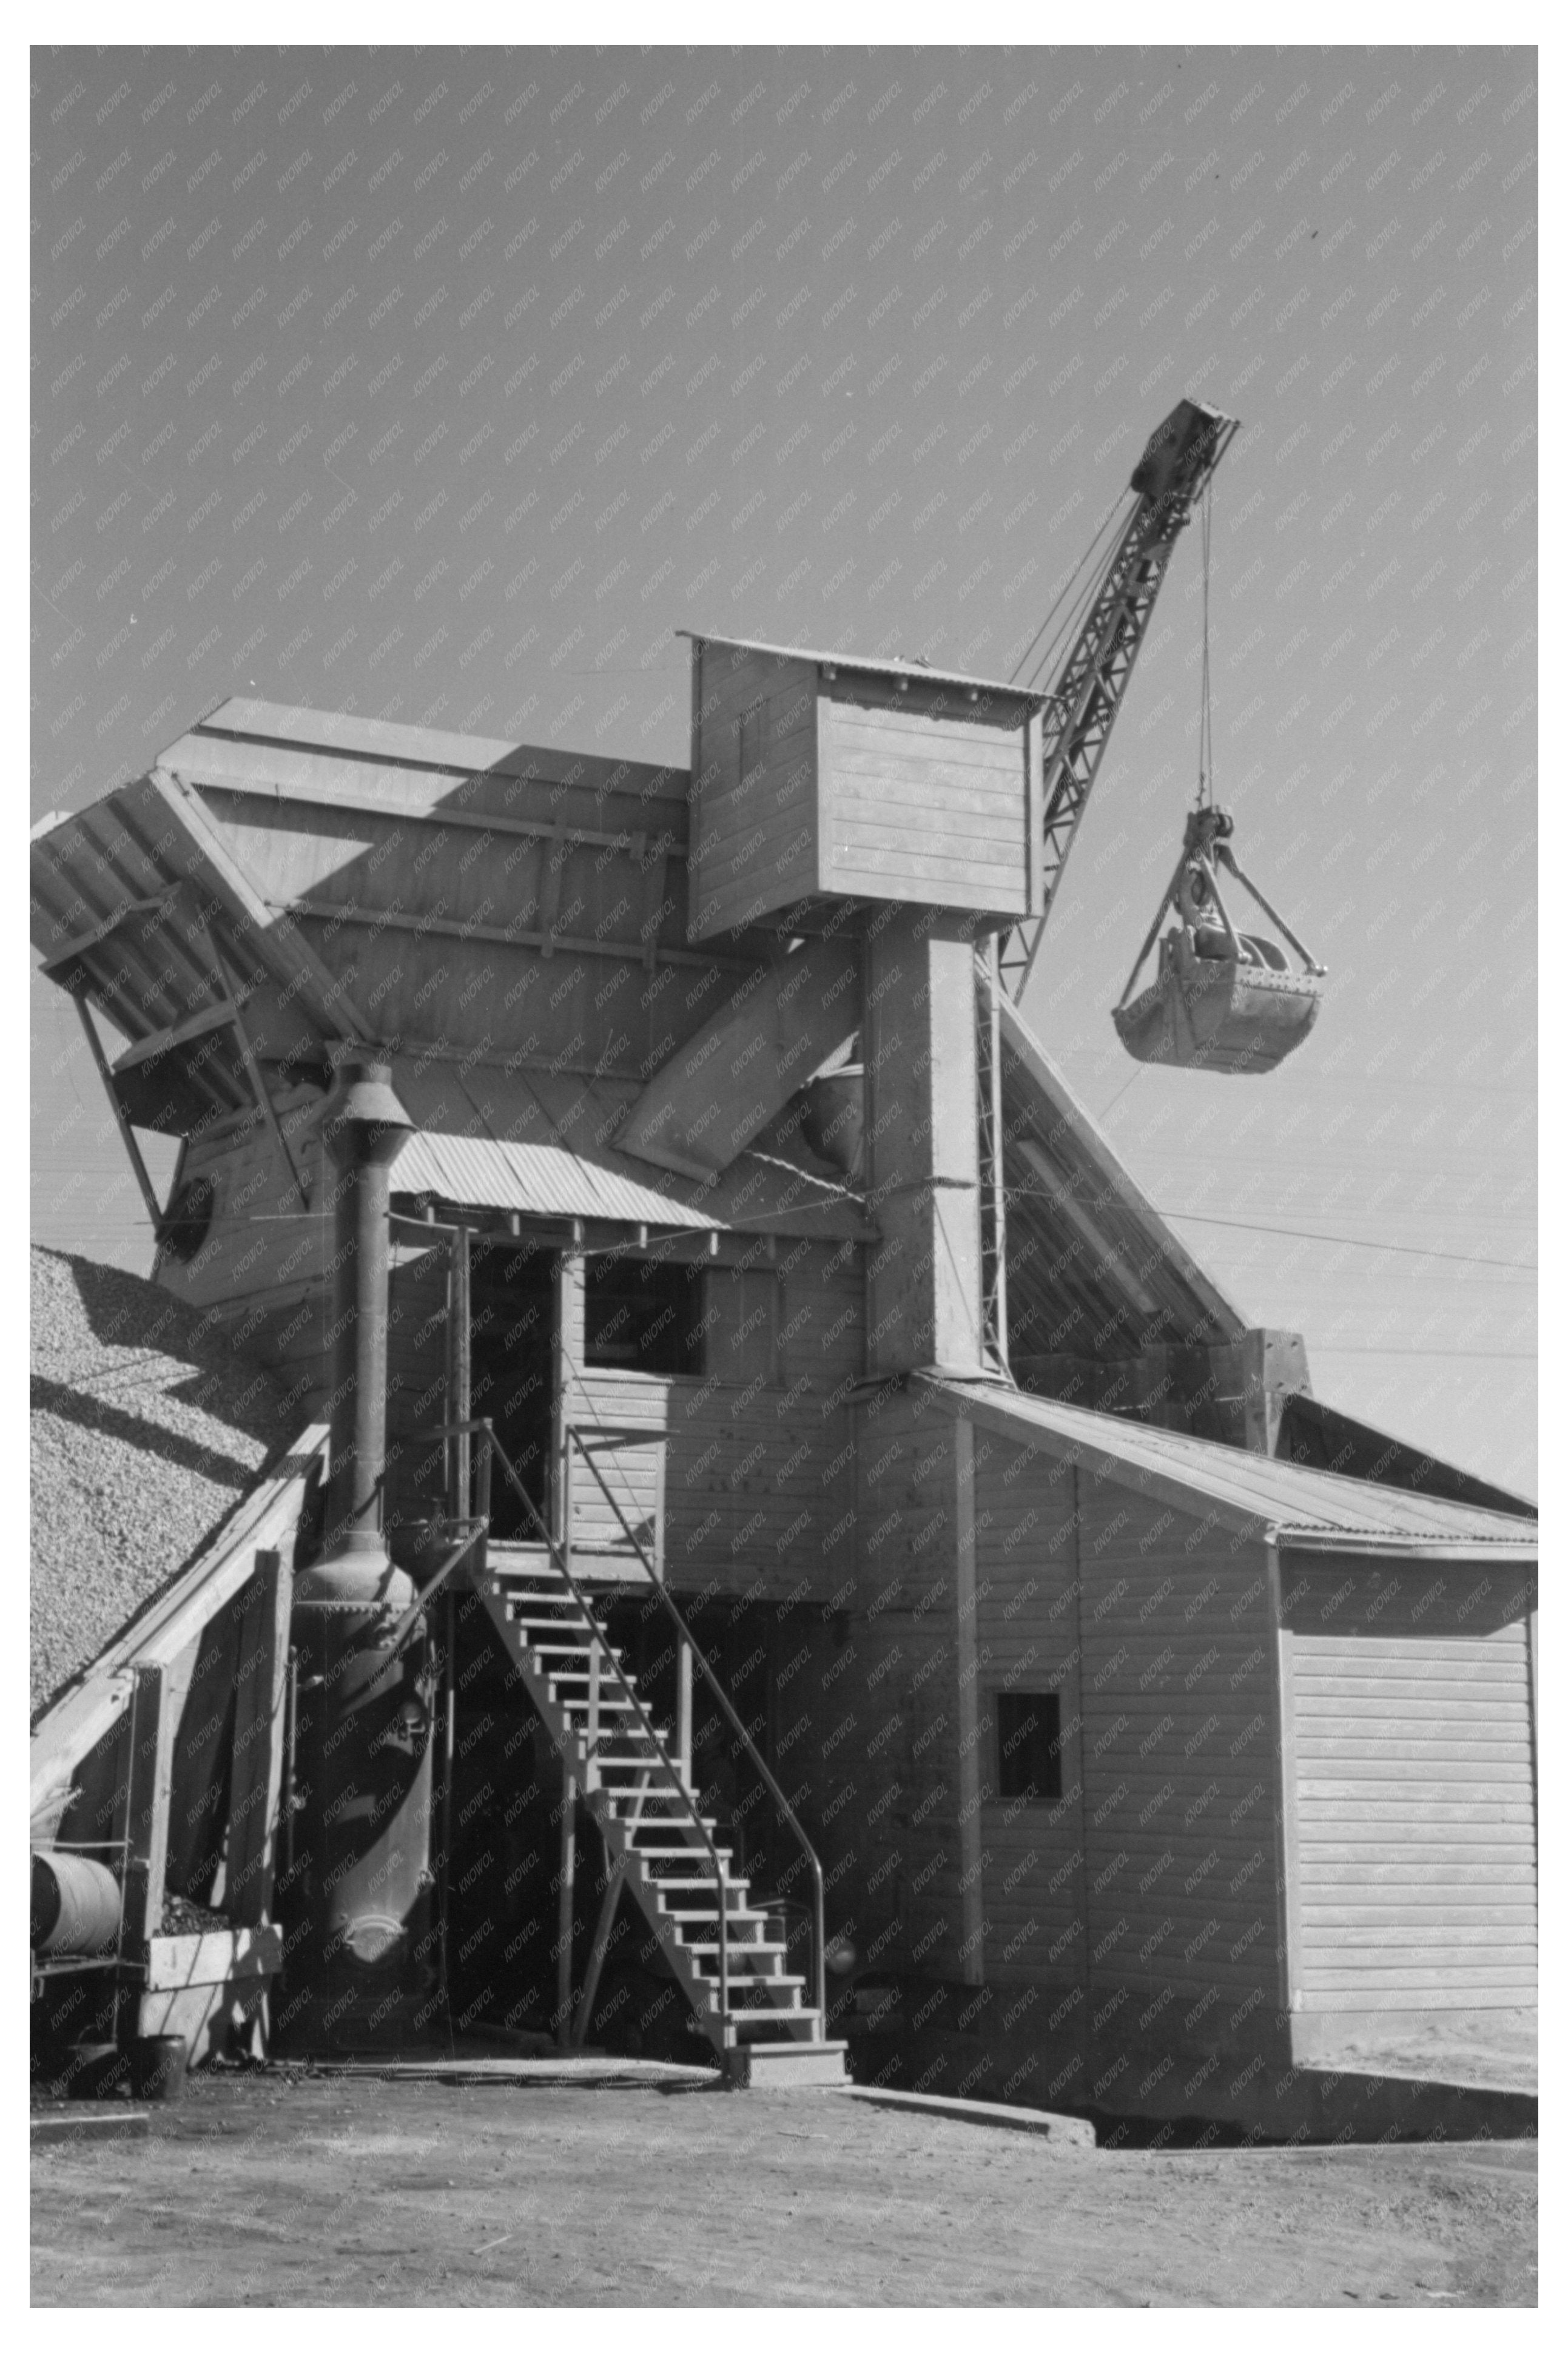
[584,1259,705,1375]
[995,1689,1063,1804]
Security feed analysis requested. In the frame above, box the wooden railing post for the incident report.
[586,1638,601,1794]
[677,1638,693,1788]
[449,1222,471,1519]
[556,1763,577,2052]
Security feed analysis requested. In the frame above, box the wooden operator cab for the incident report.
[684,632,1048,940]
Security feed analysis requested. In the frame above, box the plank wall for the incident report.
[782,1384,975,1981]
[969,1430,1088,1996]
[1069,1474,1282,2048]
[688,644,819,937]
[1279,1552,1537,2019]
[819,685,1032,914]
[818,1401,1285,2041]
[170,720,753,1079]
[565,1237,863,1600]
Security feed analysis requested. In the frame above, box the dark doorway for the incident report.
[468,1240,555,1540]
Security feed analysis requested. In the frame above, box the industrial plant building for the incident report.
[31,406,1537,2133]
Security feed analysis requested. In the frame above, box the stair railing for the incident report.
[567,1429,829,2037]
[427,1416,732,2028]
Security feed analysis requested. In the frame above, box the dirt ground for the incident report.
[31,2072,1536,2306]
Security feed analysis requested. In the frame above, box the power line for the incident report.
[1311,1347,1536,1361]
[1156,1208,1536,1274]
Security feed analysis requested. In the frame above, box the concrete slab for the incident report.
[728,2039,849,2090]
[829,2083,1095,2147]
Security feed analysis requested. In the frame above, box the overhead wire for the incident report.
[1008,489,1135,690]
[1151,1208,1536,1274]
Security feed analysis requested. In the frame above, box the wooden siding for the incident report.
[971,1432,1088,1993]
[562,1237,862,1598]
[820,695,1034,914]
[957,1424,1284,2030]
[688,644,819,938]
[687,643,1043,934]
[1280,1555,1538,2014]
[565,1367,854,1602]
[1073,1483,1280,2022]
[826,1385,976,1978]
[160,706,770,1084]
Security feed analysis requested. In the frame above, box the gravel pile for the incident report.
[30,1247,294,1720]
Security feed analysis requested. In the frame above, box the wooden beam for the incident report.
[195,917,309,1213]
[268,894,753,976]
[192,763,688,857]
[39,888,178,975]
[220,1550,291,1929]
[619,936,860,1178]
[72,995,165,1231]
[111,996,240,1075]
[121,1663,175,1953]
[989,972,1245,1340]
[571,1860,625,2050]
[954,1417,984,1988]
[449,1224,471,1520]
[556,1766,577,2052]
[29,1426,330,1822]
[145,765,372,1041]
[1018,1140,1157,1318]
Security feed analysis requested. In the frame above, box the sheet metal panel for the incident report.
[929,1376,1539,1553]
[392,1128,716,1230]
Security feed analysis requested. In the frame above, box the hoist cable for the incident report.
[1008,490,1136,688]
[1197,477,1214,809]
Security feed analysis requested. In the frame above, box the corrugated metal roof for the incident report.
[385,1059,870,1237]
[393,1128,717,1230]
[679,630,1048,704]
[387,1062,716,1230]
[926,1376,1538,1555]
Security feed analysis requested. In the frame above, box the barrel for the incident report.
[31,1851,121,1956]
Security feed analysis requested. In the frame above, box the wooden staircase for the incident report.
[473,1552,847,2087]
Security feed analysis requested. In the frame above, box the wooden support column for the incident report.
[863,912,985,1376]
[551,1245,585,1550]
[954,1418,984,1987]
[572,1859,625,2050]
[676,1639,693,1787]
[193,915,309,1213]
[221,1549,292,1928]
[556,1766,577,2052]
[449,1221,471,1518]
[986,936,1008,1373]
[121,1663,169,1956]
[586,1640,601,1793]
[72,994,165,1233]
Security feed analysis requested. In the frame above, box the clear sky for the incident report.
[30,43,1537,1493]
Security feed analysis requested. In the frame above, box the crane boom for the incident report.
[999,397,1239,1002]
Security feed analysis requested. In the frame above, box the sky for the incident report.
[29,42,1537,1493]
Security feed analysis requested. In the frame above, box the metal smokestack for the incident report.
[286,1057,436,2052]
[320,1058,412,1554]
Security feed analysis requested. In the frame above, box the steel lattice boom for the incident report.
[999,398,1239,1003]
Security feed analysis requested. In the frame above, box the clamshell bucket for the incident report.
[1114,807,1324,1077]
[1114,927,1322,1073]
